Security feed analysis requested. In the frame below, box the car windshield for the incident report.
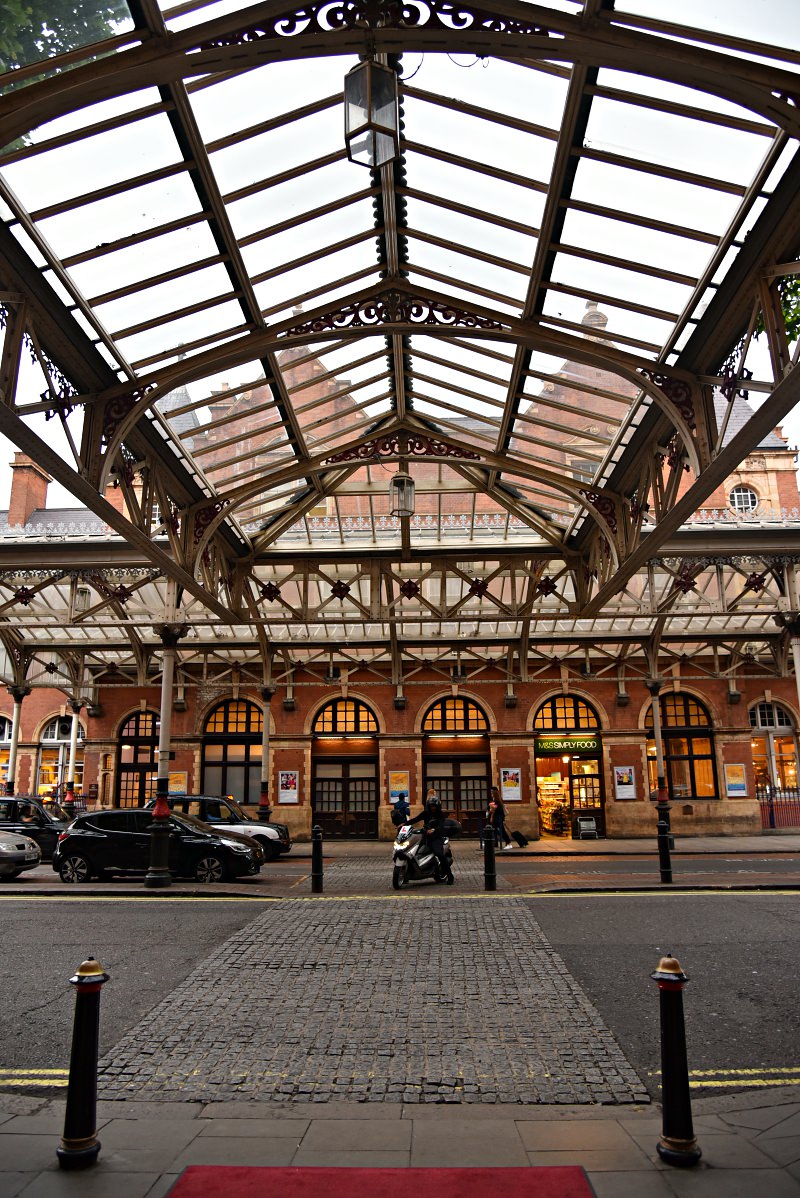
[168,812,212,834]
[41,802,68,821]
[223,798,247,821]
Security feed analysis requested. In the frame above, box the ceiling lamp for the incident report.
[390,470,415,518]
[344,58,399,169]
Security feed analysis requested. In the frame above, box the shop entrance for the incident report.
[312,759,378,837]
[424,759,490,836]
[311,698,379,838]
[533,697,605,837]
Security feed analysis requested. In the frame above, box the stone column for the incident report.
[62,700,84,817]
[259,685,276,820]
[145,623,186,890]
[5,685,30,796]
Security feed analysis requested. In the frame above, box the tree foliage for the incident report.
[0,1,128,72]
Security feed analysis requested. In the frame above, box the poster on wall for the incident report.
[389,771,410,806]
[500,767,522,802]
[725,764,747,797]
[613,766,637,801]
[168,772,188,794]
[278,770,299,804]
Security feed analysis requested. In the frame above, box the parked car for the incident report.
[0,797,69,861]
[144,795,291,861]
[53,808,263,883]
[0,829,42,879]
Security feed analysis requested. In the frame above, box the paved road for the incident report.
[1,887,797,1104]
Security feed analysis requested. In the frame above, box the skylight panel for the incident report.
[403,149,547,228]
[404,195,536,267]
[615,0,800,55]
[251,241,381,321]
[403,94,557,181]
[67,224,222,303]
[116,297,247,367]
[209,106,344,193]
[34,173,204,265]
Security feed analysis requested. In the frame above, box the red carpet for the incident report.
[168,1166,595,1197]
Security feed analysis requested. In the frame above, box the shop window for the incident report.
[313,699,377,735]
[38,716,85,797]
[422,697,489,734]
[534,696,600,731]
[0,715,11,790]
[729,484,759,514]
[117,710,159,807]
[646,693,718,799]
[749,702,798,798]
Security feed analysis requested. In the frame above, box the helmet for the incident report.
[427,794,441,811]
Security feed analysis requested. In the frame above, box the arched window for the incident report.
[646,693,718,799]
[534,696,600,731]
[729,484,759,514]
[202,699,263,806]
[749,702,798,799]
[422,697,488,734]
[313,699,377,735]
[117,710,159,808]
[38,716,85,797]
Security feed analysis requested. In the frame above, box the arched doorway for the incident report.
[117,710,159,807]
[311,698,378,837]
[422,696,490,836]
[37,715,85,800]
[750,701,800,827]
[645,692,718,800]
[202,699,263,805]
[533,696,604,836]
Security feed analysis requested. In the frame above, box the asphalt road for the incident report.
[527,891,800,1099]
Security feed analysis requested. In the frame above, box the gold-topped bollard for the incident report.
[57,958,110,1170]
[651,954,701,1167]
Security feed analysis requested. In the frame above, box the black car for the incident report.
[52,808,263,883]
[144,794,291,860]
[0,797,69,861]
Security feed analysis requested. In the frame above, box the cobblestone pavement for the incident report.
[316,850,512,893]
[97,897,647,1106]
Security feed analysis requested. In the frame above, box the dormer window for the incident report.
[729,484,759,514]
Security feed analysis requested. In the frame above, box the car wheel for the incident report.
[59,855,92,884]
[255,838,277,862]
[195,854,228,883]
[392,862,408,890]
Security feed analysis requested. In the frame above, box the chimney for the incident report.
[8,453,50,526]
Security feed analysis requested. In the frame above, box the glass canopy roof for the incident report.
[0,0,798,670]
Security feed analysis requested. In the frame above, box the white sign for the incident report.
[500,767,522,802]
[278,770,299,804]
[613,766,636,801]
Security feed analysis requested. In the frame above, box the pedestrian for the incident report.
[490,785,513,849]
[392,792,410,826]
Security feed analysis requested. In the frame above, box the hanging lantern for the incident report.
[344,58,399,169]
[390,471,415,517]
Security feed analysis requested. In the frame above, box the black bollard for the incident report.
[657,817,673,884]
[311,824,323,894]
[57,957,110,1170]
[651,955,701,1167]
[483,822,496,892]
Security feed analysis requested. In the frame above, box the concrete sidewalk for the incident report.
[2,1088,799,1198]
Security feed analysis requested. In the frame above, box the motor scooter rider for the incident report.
[410,787,453,882]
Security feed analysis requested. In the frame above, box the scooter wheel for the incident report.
[446,872,455,885]
[392,863,408,890]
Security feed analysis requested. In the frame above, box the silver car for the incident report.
[0,829,42,879]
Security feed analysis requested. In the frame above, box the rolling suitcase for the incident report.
[512,830,529,848]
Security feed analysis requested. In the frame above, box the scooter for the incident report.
[392,824,454,889]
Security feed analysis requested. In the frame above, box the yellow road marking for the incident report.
[0,1069,68,1075]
